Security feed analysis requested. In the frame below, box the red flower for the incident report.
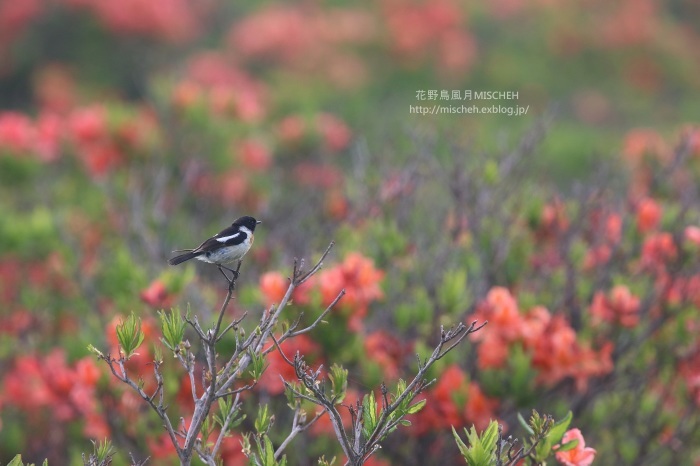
[470,287,522,343]
[685,226,700,247]
[148,432,179,459]
[140,279,171,308]
[237,139,272,171]
[555,428,596,466]
[316,113,351,152]
[622,128,668,164]
[293,163,344,189]
[277,115,306,144]
[319,253,384,331]
[590,285,641,328]
[0,112,34,154]
[636,197,661,233]
[464,382,498,432]
[1,350,106,437]
[260,271,288,306]
[69,106,107,145]
[258,334,320,395]
[641,232,678,268]
[364,331,408,379]
[260,271,313,307]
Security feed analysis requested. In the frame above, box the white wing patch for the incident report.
[216,233,241,243]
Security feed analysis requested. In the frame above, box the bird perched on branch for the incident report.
[168,215,261,284]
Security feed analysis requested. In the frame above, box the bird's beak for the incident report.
[256,220,262,224]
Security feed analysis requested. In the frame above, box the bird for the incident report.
[168,216,261,285]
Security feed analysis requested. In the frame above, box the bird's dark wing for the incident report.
[192,226,247,253]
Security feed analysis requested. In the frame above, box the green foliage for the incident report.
[0,207,57,258]
[255,404,274,435]
[452,421,499,466]
[516,410,572,463]
[248,349,267,381]
[361,390,379,440]
[7,455,48,466]
[115,312,145,359]
[328,363,348,404]
[214,396,245,432]
[158,308,186,353]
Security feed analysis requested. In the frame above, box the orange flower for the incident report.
[319,253,384,331]
[685,226,700,247]
[471,287,522,343]
[583,245,612,270]
[555,428,596,466]
[260,271,288,306]
[316,113,351,152]
[622,128,668,164]
[636,197,661,233]
[464,382,498,431]
[430,364,468,427]
[140,279,171,308]
[237,138,272,171]
[605,213,623,243]
[476,332,510,370]
[0,111,35,154]
[641,232,677,268]
[310,388,361,436]
[277,115,306,144]
[258,334,320,395]
[364,331,408,379]
[260,271,313,307]
[590,285,641,328]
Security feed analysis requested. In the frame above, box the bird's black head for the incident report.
[233,215,261,232]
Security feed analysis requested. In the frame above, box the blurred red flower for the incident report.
[464,382,498,432]
[277,115,306,145]
[641,232,678,269]
[622,129,668,165]
[2,351,106,437]
[259,271,314,307]
[0,112,34,154]
[237,139,272,171]
[319,252,384,331]
[636,197,661,233]
[140,279,172,308]
[590,285,641,328]
[364,331,409,380]
[65,0,199,43]
[684,226,700,247]
[258,334,321,395]
[555,428,596,466]
[316,113,352,152]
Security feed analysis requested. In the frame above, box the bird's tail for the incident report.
[168,250,199,266]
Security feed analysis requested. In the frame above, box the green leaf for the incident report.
[406,398,426,415]
[159,309,186,352]
[255,404,273,434]
[8,456,25,466]
[548,411,572,445]
[518,412,535,436]
[558,439,580,452]
[115,312,145,359]
[263,435,275,466]
[328,364,348,404]
[248,350,267,381]
[452,421,499,466]
[362,391,378,439]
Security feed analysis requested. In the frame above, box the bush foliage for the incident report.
[1,0,699,465]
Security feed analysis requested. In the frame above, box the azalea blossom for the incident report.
[555,428,596,466]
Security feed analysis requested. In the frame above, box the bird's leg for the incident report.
[217,265,233,288]
[221,262,240,280]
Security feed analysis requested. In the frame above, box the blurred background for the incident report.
[1,0,700,464]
